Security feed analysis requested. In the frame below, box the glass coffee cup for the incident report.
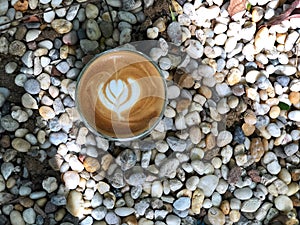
[75,48,167,141]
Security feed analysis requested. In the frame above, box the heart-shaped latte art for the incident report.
[98,78,141,119]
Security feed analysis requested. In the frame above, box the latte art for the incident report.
[76,50,166,140]
[98,78,141,119]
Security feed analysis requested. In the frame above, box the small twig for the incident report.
[103,0,115,27]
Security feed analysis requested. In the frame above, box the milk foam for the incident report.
[98,78,141,119]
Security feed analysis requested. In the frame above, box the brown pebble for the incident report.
[198,86,212,99]
[191,188,204,214]
[6,177,16,189]
[83,157,100,173]
[220,200,230,215]
[291,169,300,181]
[290,196,300,207]
[228,166,242,185]
[19,197,34,208]
[248,170,261,183]
[176,98,191,112]
[289,91,300,105]
[205,133,216,150]
[0,135,11,148]
[175,72,195,89]
[269,105,281,119]
[122,215,137,225]
[244,110,257,125]
[36,198,48,208]
[250,138,265,162]
[242,123,255,136]
[14,0,29,12]
[14,204,23,211]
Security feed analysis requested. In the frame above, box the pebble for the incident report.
[198,175,219,197]
[26,29,41,42]
[241,198,261,213]
[83,157,100,173]
[23,208,36,224]
[1,115,19,132]
[39,106,56,120]
[24,79,41,95]
[208,207,225,225]
[173,197,191,211]
[167,22,182,45]
[86,19,101,40]
[234,187,253,200]
[66,190,84,217]
[21,93,38,109]
[274,195,293,211]
[42,177,58,193]
[217,130,233,147]
[51,19,73,34]
[49,132,68,146]
[115,207,135,217]
[266,123,281,137]
[288,111,300,122]
[166,136,187,152]
[105,211,121,225]
[11,138,31,152]
[92,206,107,220]
[1,162,14,180]
[10,210,25,225]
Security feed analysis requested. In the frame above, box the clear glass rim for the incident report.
[75,48,168,142]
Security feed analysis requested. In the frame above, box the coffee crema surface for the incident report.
[76,50,166,140]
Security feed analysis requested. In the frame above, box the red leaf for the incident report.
[265,0,300,26]
[228,0,247,17]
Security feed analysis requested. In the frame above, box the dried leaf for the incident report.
[23,15,40,23]
[228,0,247,17]
[264,0,300,26]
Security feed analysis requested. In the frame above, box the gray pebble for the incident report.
[119,28,131,45]
[80,216,93,225]
[1,162,14,180]
[51,195,66,206]
[9,40,26,56]
[29,191,47,199]
[0,93,5,107]
[80,39,99,53]
[166,136,187,152]
[266,123,281,137]
[173,197,191,211]
[66,68,80,79]
[49,132,68,146]
[105,211,121,225]
[5,62,18,74]
[167,22,182,45]
[24,79,41,95]
[19,186,32,196]
[284,143,299,156]
[100,21,114,38]
[56,61,70,74]
[86,19,101,41]
[118,11,137,24]
[63,96,75,107]
[23,208,36,224]
[11,109,29,123]
[1,115,19,132]
[53,98,65,114]
[92,206,107,220]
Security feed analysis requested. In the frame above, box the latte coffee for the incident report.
[76,49,166,141]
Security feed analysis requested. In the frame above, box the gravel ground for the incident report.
[0,0,300,224]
